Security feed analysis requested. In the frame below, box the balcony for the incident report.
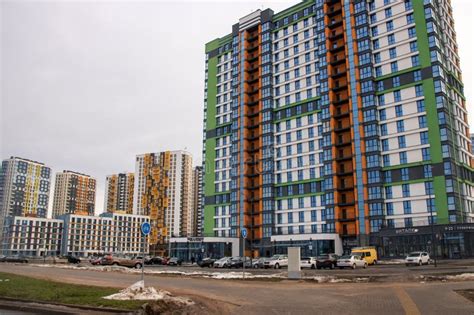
[330,56,346,66]
[333,109,350,118]
[327,6,342,17]
[329,44,345,53]
[332,84,348,92]
[333,97,349,105]
[328,19,343,29]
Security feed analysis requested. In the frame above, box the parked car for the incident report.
[264,255,288,269]
[351,247,378,265]
[66,255,81,264]
[100,254,143,268]
[0,255,6,262]
[167,257,183,266]
[2,255,28,263]
[300,257,317,269]
[198,258,215,268]
[252,257,268,269]
[337,255,367,269]
[145,256,166,265]
[214,257,232,268]
[316,254,339,269]
[228,257,251,268]
[405,252,430,266]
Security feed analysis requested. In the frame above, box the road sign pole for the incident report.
[140,222,151,287]
[241,228,247,281]
[142,233,145,283]
[243,234,245,280]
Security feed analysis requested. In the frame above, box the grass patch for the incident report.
[0,272,144,310]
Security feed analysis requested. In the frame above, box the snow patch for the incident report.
[377,259,404,265]
[312,276,369,283]
[103,280,194,306]
[445,273,474,281]
[103,280,167,300]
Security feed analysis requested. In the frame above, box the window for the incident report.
[398,135,406,148]
[385,186,393,199]
[402,184,410,197]
[422,148,431,161]
[420,131,429,144]
[387,203,394,215]
[389,47,397,59]
[418,115,427,128]
[386,20,394,32]
[399,151,407,164]
[396,120,405,132]
[425,181,434,195]
[395,105,403,116]
[391,61,398,73]
[401,168,409,181]
[388,34,395,45]
[417,100,425,112]
[406,13,414,24]
[411,55,420,67]
[393,76,400,87]
[410,41,418,52]
[394,90,402,102]
[415,85,423,97]
[408,27,416,38]
[403,201,412,214]
[385,8,392,18]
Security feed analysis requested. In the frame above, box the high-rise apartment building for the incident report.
[193,166,204,236]
[52,171,96,217]
[203,0,474,256]
[133,151,194,254]
[104,173,134,214]
[0,157,51,239]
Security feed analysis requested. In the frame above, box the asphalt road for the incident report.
[1,264,473,314]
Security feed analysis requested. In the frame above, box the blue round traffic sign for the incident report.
[241,228,247,239]
[141,222,151,235]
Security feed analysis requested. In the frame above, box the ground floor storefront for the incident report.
[169,237,239,261]
[372,223,474,259]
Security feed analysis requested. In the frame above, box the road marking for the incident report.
[394,286,421,315]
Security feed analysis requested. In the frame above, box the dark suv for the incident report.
[316,254,339,269]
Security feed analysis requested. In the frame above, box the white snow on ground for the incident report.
[445,273,474,281]
[312,276,369,283]
[104,280,167,300]
[377,259,404,265]
[30,264,286,279]
[103,280,194,306]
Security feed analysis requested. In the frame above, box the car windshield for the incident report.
[408,253,421,257]
[340,255,352,259]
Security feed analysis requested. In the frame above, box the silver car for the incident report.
[213,257,232,268]
[337,255,367,269]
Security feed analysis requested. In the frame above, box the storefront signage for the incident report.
[187,237,204,242]
[395,228,419,234]
[444,225,474,232]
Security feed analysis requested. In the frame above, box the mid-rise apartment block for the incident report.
[0,157,51,241]
[104,173,134,214]
[52,171,96,217]
[202,0,474,257]
[133,151,194,254]
[1,213,149,257]
[1,216,63,256]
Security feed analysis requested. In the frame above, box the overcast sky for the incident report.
[1,0,473,216]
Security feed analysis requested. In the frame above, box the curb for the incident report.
[0,296,142,314]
